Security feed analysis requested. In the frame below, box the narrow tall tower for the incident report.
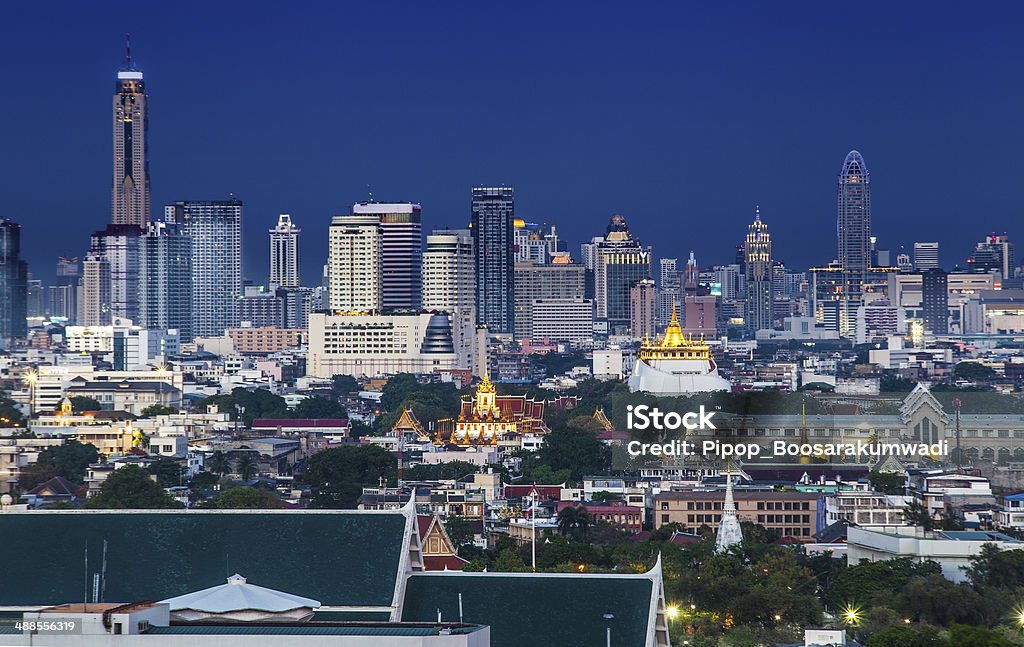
[714,463,743,554]
[837,150,871,329]
[112,35,151,227]
[269,214,301,288]
[744,207,772,334]
[472,187,515,335]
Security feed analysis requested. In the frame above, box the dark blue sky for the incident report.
[3,2,1023,284]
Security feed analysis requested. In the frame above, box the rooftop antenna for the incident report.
[124,33,133,70]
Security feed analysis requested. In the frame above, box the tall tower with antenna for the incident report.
[112,34,151,227]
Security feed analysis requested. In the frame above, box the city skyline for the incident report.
[5,3,1024,285]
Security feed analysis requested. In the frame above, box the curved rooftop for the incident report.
[162,574,320,614]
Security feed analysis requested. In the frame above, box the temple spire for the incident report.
[714,461,743,553]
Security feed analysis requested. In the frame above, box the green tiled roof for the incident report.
[402,572,658,647]
[0,510,410,607]
[145,624,481,636]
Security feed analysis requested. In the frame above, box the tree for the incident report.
[305,445,395,508]
[147,459,185,488]
[293,396,348,419]
[869,470,906,495]
[69,396,103,412]
[864,625,949,647]
[493,547,529,572]
[537,424,611,482]
[903,500,936,533]
[331,375,360,396]
[953,361,996,382]
[896,575,983,626]
[826,558,941,611]
[235,453,258,481]
[557,505,592,541]
[443,516,478,551]
[86,464,183,509]
[215,486,283,509]
[196,388,288,426]
[206,450,229,476]
[405,461,479,482]
[0,389,26,427]
[139,404,177,418]
[965,542,1024,591]
[948,624,1014,647]
[19,440,100,489]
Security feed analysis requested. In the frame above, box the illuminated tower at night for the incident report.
[743,207,772,334]
[837,150,871,328]
[112,35,151,227]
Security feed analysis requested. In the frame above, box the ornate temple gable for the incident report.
[593,407,614,432]
[391,407,431,442]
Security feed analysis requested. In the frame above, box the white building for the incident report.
[530,299,593,346]
[307,313,458,378]
[846,526,1024,583]
[269,214,300,288]
[65,318,179,370]
[30,366,183,413]
[592,348,636,380]
[327,214,382,313]
[423,230,479,373]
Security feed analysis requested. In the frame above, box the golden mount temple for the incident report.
[627,302,731,395]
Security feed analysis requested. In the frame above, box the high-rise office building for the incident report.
[48,256,80,321]
[137,221,192,342]
[630,278,657,340]
[353,202,422,309]
[165,200,243,338]
[514,259,586,341]
[471,187,515,335]
[423,229,478,371]
[913,242,940,270]
[327,213,382,313]
[921,269,949,335]
[594,215,652,332]
[78,252,111,326]
[968,234,1014,280]
[112,38,150,227]
[838,150,871,331]
[89,224,141,322]
[269,214,300,289]
[744,208,773,333]
[657,258,681,329]
[0,220,28,343]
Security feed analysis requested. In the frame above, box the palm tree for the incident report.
[557,505,592,542]
[235,453,258,482]
[206,451,229,476]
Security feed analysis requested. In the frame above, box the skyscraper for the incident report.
[353,202,422,310]
[48,256,79,321]
[921,268,949,335]
[594,215,652,333]
[89,224,141,322]
[423,229,478,371]
[78,251,111,326]
[165,200,242,338]
[327,214,382,313]
[656,258,680,329]
[112,37,151,227]
[968,234,1014,280]
[0,220,28,344]
[837,150,871,331]
[913,242,940,270]
[514,259,586,341]
[138,221,193,342]
[744,208,773,333]
[269,214,300,289]
[630,278,657,339]
[471,187,515,335]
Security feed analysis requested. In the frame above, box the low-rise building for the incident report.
[655,489,820,541]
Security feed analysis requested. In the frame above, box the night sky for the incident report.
[3,2,1023,284]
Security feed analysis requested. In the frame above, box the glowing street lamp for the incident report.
[666,605,679,620]
[842,605,861,627]
[23,370,38,418]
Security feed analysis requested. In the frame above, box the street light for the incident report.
[23,370,38,418]
[602,610,615,647]
[842,605,861,627]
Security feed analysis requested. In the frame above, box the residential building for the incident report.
[268,214,300,288]
[471,186,515,335]
[513,259,585,341]
[49,256,79,321]
[227,327,305,354]
[530,298,593,345]
[89,224,141,322]
[921,269,949,335]
[630,278,657,339]
[137,220,192,342]
[0,219,28,343]
[78,251,111,326]
[165,200,243,337]
[65,319,179,370]
[327,213,382,313]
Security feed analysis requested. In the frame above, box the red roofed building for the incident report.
[557,501,643,534]
[503,484,565,501]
